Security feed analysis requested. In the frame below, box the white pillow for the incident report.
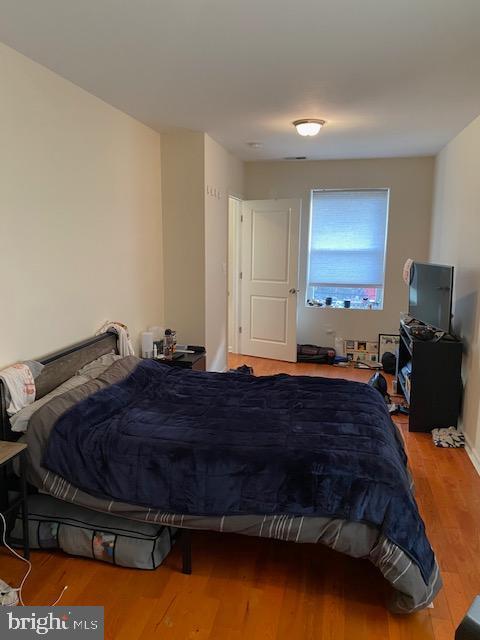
[76,353,123,380]
[10,375,90,433]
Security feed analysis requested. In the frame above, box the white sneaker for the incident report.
[0,579,19,606]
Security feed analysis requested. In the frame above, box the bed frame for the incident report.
[0,331,192,573]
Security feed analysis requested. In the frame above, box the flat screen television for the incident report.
[408,262,454,332]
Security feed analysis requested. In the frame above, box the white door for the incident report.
[240,199,301,362]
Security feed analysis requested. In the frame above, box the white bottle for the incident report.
[141,331,154,358]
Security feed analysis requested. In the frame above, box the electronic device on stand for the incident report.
[396,261,462,432]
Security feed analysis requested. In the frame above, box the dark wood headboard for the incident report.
[0,332,118,441]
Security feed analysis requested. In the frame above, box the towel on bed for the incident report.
[96,321,134,357]
[0,361,43,415]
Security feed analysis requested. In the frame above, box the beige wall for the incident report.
[161,130,206,345]
[245,157,434,346]
[429,114,480,467]
[161,132,244,369]
[0,43,163,365]
[204,135,244,371]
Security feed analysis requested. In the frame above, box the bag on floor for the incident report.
[381,351,397,374]
[368,372,391,403]
[297,344,336,364]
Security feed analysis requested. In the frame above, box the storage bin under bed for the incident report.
[10,494,174,570]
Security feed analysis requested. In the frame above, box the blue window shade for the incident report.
[308,189,389,288]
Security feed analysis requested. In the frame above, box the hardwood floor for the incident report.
[2,354,479,639]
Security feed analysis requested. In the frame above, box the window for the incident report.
[307,189,389,310]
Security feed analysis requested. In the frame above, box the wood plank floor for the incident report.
[2,354,479,639]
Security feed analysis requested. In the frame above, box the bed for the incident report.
[0,333,441,613]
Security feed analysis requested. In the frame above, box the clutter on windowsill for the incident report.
[306,298,381,310]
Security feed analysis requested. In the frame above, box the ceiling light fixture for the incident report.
[293,119,326,137]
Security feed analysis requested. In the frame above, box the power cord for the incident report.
[0,511,68,606]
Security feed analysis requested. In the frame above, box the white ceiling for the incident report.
[1,0,479,161]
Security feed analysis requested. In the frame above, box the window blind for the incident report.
[308,189,389,288]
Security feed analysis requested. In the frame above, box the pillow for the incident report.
[76,352,123,380]
[10,375,90,433]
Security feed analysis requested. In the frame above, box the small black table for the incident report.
[152,345,206,371]
[0,441,29,559]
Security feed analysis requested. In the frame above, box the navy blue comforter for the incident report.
[43,360,434,583]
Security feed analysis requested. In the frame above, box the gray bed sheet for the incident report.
[19,356,441,613]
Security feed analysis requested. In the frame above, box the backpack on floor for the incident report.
[381,351,397,374]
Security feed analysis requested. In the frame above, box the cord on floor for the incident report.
[0,511,68,607]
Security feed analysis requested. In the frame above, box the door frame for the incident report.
[228,196,242,354]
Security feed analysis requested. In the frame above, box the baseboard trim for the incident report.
[464,432,480,476]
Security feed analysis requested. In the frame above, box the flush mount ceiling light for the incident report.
[293,119,326,137]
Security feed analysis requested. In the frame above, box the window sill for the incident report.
[305,305,384,311]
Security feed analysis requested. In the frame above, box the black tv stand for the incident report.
[396,319,462,432]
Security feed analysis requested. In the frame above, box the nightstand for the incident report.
[152,344,206,371]
[0,441,29,559]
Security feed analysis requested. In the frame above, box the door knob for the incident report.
[289,288,299,294]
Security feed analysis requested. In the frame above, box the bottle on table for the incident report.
[163,329,174,360]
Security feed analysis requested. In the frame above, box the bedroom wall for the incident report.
[429,113,480,469]
[0,42,164,366]
[204,134,244,371]
[161,130,206,346]
[245,157,434,346]
[161,131,244,370]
